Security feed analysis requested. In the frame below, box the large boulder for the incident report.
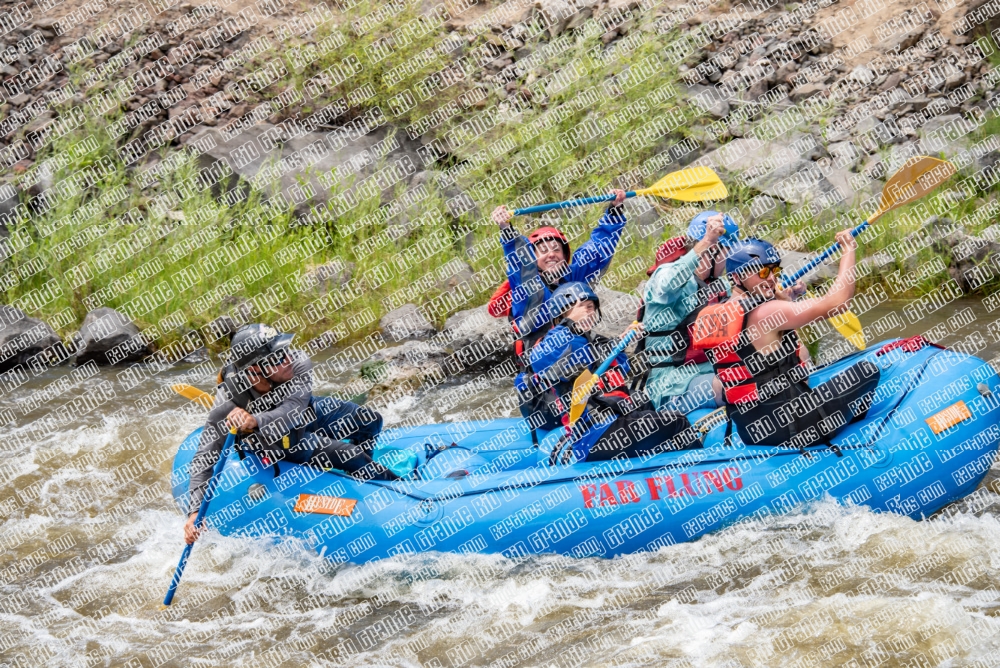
[534,0,595,36]
[885,26,926,53]
[699,136,854,207]
[440,305,514,371]
[0,305,64,372]
[788,82,827,103]
[919,114,976,159]
[858,251,895,278]
[593,287,642,340]
[379,304,436,343]
[370,339,450,368]
[75,307,152,366]
[441,306,508,349]
[364,340,450,402]
[0,185,19,239]
[685,84,730,118]
[186,123,426,215]
[925,215,1000,291]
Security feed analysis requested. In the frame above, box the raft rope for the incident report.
[306,348,947,504]
[875,335,944,356]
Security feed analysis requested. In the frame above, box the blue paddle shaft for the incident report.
[595,329,638,377]
[162,429,237,607]
[781,221,869,288]
[513,192,636,216]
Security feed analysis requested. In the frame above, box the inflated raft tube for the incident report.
[171,340,1000,563]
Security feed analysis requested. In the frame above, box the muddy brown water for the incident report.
[2,300,1000,667]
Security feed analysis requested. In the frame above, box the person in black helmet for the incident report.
[184,324,392,544]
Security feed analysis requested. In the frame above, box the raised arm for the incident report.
[494,205,534,277]
[568,190,627,280]
[646,217,725,303]
[750,228,857,333]
[493,205,547,331]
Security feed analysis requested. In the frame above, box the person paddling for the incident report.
[184,324,393,544]
[489,191,628,423]
[529,282,698,462]
[641,211,739,414]
[690,235,881,451]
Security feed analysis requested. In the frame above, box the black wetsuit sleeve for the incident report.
[187,390,235,514]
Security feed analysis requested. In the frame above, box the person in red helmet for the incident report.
[489,191,628,428]
[490,191,627,331]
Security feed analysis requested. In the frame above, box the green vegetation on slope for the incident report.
[1,1,997,356]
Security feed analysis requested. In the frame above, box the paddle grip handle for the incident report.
[781,221,869,288]
[513,192,636,216]
[595,328,638,377]
[163,429,237,606]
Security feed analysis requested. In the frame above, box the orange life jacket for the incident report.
[690,297,807,406]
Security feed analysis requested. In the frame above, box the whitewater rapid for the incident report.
[3,302,1000,666]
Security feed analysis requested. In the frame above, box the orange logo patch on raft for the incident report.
[293,494,357,516]
[580,468,743,508]
[925,400,972,434]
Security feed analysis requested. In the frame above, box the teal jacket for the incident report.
[642,250,731,407]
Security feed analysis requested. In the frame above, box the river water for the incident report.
[2,300,1000,667]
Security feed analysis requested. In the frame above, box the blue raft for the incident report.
[171,340,1000,563]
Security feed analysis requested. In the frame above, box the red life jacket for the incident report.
[488,280,533,365]
[488,280,512,318]
[689,296,807,406]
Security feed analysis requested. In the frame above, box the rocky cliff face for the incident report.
[676,0,998,211]
[1,0,998,373]
[0,0,994,218]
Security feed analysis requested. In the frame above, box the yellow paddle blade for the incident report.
[635,166,728,202]
[871,156,956,222]
[802,289,865,350]
[830,310,866,350]
[569,370,598,426]
[693,407,727,435]
[172,384,215,409]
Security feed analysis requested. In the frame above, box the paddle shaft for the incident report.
[163,429,237,606]
[596,329,638,376]
[513,192,637,215]
[568,327,639,428]
[781,221,869,288]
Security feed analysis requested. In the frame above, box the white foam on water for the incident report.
[7,360,1000,667]
[8,482,1000,666]
[378,392,422,427]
